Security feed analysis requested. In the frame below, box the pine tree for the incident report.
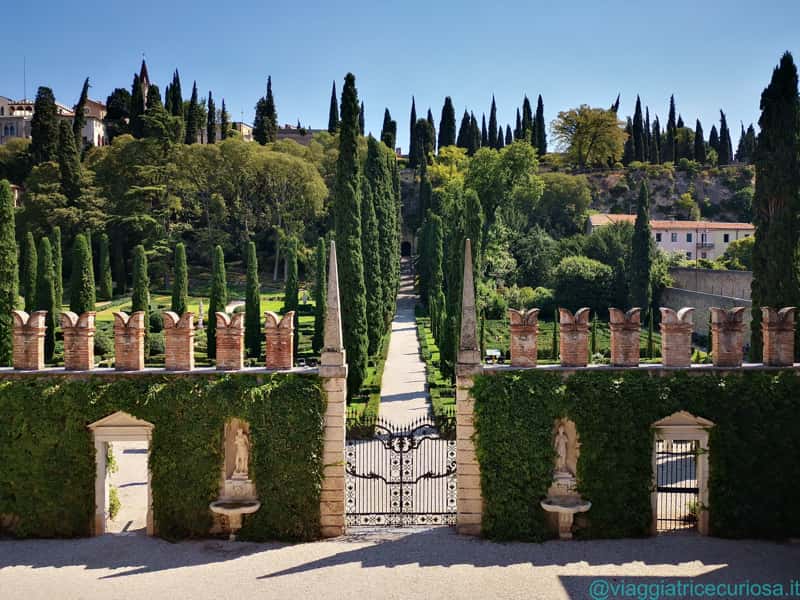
[51,226,62,316]
[694,119,707,163]
[98,233,113,300]
[505,125,512,145]
[629,181,653,311]
[750,52,800,360]
[185,82,199,144]
[521,95,533,140]
[361,177,383,355]
[312,238,326,354]
[718,110,732,166]
[480,114,488,147]
[535,95,547,155]
[334,73,369,394]
[245,241,261,359]
[22,231,37,312]
[328,81,339,133]
[35,237,56,362]
[709,125,720,154]
[58,121,82,201]
[408,97,418,168]
[456,110,470,149]
[206,91,216,144]
[438,97,456,149]
[632,95,645,162]
[30,87,59,163]
[207,245,227,359]
[171,242,188,315]
[488,96,498,148]
[220,99,230,140]
[0,181,17,366]
[380,108,397,149]
[69,233,95,315]
[72,77,90,150]
[130,74,145,138]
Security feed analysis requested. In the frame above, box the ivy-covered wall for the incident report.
[0,373,325,542]
[472,369,800,542]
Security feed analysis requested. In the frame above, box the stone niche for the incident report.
[221,418,256,500]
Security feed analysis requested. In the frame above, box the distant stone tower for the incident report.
[139,59,150,109]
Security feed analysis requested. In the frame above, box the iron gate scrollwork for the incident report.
[345,418,457,527]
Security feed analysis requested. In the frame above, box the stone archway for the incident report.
[651,411,714,536]
[88,411,154,536]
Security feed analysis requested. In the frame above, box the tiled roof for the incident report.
[589,213,753,231]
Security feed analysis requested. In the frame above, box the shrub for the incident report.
[149,310,164,333]
[553,256,612,314]
[485,289,509,320]
[531,287,556,314]
[148,332,165,356]
[94,327,114,357]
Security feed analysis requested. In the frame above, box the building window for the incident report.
[670,232,677,242]
[701,252,707,259]
[655,233,662,242]
[744,234,750,238]
[686,252,692,259]
[723,234,730,243]
[686,233,693,243]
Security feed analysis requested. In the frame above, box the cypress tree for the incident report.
[651,117,662,164]
[750,52,800,360]
[456,110,470,149]
[312,238,326,354]
[98,233,113,300]
[359,101,366,136]
[744,124,757,163]
[206,91,216,144]
[69,234,95,315]
[718,110,732,166]
[72,77,90,150]
[622,118,635,165]
[328,81,339,133]
[521,95,533,140]
[496,124,504,149]
[438,96,456,149]
[428,213,446,347]
[146,84,162,111]
[610,94,621,113]
[220,99,229,140]
[169,70,184,118]
[535,94,547,155]
[488,96,498,148]
[36,237,56,362]
[171,242,188,315]
[694,119,707,164]
[380,108,397,149]
[419,157,433,218]
[413,118,435,166]
[709,125,720,153]
[164,83,172,114]
[0,181,17,365]
[408,97,418,168]
[677,115,685,129]
[284,236,300,355]
[264,76,278,143]
[426,108,436,154]
[131,244,150,342]
[505,125,512,146]
[22,231,37,312]
[30,87,59,164]
[480,114,488,147]
[245,241,261,359]
[58,121,82,202]
[644,107,651,162]
[629,181,653,311]
[664,94,677,162]
[130,74,145,138]
[514,108,522,140]
[736,123,747,163]
[333,73,369,394]
[185,82,199,144]
[632,95,645,162]
[51,226,62,315]
[469,113,480,155]
[551,311,558,360]
[361,178,383,355]
[207,245,227,359]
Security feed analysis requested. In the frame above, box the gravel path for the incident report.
[1,528,797,600]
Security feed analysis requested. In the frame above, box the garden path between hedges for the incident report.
[1,528,798,600]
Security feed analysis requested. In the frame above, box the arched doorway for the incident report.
[401,241,412,257]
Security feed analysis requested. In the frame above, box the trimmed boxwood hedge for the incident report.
[0,373,325,542]
[472,369,800,542]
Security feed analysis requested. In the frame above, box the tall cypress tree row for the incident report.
[438,96,456,149]
[328,81,339,133]
[488,96,498,148]
[312,238,327,354]
[380,108,397,149]
[535,95,547,155]
[361,178,383,355]
[206,91,216,144]
[629,181,654,312]
[171,242,188,315]
[456,110,470,149]
[0,181,16,365]
[131,245,150,354]
[185,82,199,144]
[58,121,82,202]
[408,97,418,168]
[694,119,707,164]
[632,95,645,162]
[207,245,227,359]
[718,110,732,166]
[334,73,369,393]
[69,234,95,315]
[220,99,229,140]
[129,74,145,138]
[98,233,113,300]
[521,95,533,140]
[245,241,261,359]
[35,237,56,362]
[480,114,488,148]
[30,87,59,164]
[51,226,62,315]
[22,231,37,313]
[72,77,90,150]
[750,52,800,360]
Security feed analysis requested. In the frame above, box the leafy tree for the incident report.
[408,97,418,168]
[35,237,56,362]
[21,231,37,312]
[584,221,633,307]
[220,98,230,140]
[488,96,498,148]
[131,245,150,353]
[30,87,59,164]
[535,95,547,155]
[551,105,626,167]
[185,82,199,144]
[751,52,800,359]
[171,242,188,315]
[72,77,90,149]
[629,181,654,311]
[51,226,62,315]
[513,225,558,287]
[98,233,113,300]
[694,119,707,163]
[69,233,95,315]
[380,108,397,148]
[57,121,82,201]
[244,241,261,359]
[328,81,339,133]
[361,180,383,354]
[312,238,326,354]
[333,73,369,394]
[0,181,17,365]
[553,255,612,314]
[438,97,457,150]
[536,172,592,237]
[632,95,645,161]
[206,91,216,144]
[207,245,227,359]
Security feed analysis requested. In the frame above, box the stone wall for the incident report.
[668,267,752,299]
[660,287,752,338]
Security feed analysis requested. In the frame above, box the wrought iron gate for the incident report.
[345,417,457,527]
[655,439,699,532]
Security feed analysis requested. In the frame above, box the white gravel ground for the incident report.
[1,527,797,600]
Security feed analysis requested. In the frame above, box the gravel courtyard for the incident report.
[1,528,797,600]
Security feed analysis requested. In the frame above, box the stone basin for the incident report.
[540,497,591,540]
[210,500,261,541]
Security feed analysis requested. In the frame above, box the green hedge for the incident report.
[0,373,325,542]
[472,369,800,541]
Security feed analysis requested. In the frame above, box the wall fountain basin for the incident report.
[210,500,261,541]
[540,498,591,540]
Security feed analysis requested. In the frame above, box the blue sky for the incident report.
[2,0,798,152]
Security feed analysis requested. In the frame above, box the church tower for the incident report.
[139,59,150,109]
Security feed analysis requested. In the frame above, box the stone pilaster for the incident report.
[711,306,746,367]
[265,311,294,369]
[659,307,694,368]
[319,241,348,538]
[608,307,641,367]
[509,308,539,367]
[60,311,96,371]
[761,307,796,367]
[215,312,245,371]
[163,311,195,371]
[559,308,590,367]
[113,311,146,371]
[11,310,47,370]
